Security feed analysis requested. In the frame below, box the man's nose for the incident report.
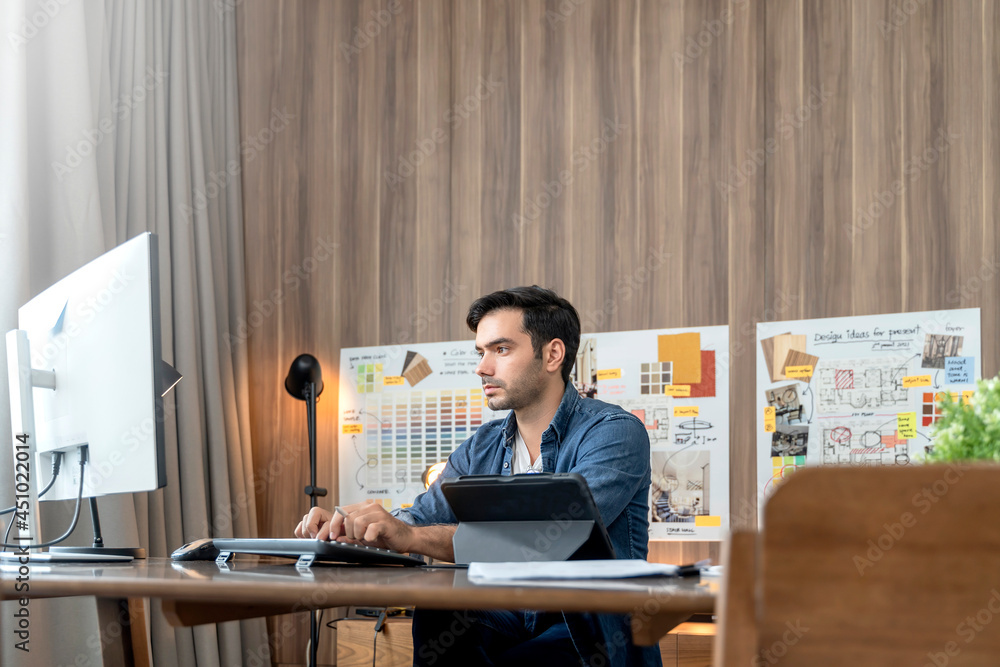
[476,354,492,377]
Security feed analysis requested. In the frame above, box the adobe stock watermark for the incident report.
[577,245,671,332]
[224,235,339,350]
[180,107,295,223]
[848,127,961,237]
[339,0,406,63]
[28,267,136,369]
[723,289,800,375]
[717,84,833,201]
[878,0,929,38]
[51,68,168,181]
[924,589,1000,667]
[853,463,966,575]
[7,0,73,52]
[947,255,1000,306]
[415,609,480,666]
[544,0,587,30]
[201,440,305,536]
[384,279,469,361]
[383,76,502,190]
[751,620,810,666]
[513,117,628,229]
[672,0,751,70]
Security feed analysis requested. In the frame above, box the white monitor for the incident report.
[12,232,167,500]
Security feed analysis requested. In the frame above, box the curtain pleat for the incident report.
[0,0,268,665]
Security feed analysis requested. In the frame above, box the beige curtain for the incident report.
[0,1,268,665]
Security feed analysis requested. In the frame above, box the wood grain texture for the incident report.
[757,465,1000,665]
[336,618,413,667]
[235,1,1000,663]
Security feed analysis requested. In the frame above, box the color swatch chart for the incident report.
[359,388,493,492]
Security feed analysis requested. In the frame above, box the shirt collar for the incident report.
[501,382,578,445]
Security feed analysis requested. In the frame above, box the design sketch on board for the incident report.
[814,418,913,467]
[921,334,963,369]
[617,396,672,447]
[650,450,710,523]
[771,425,808,457]
[570,337,599,398]
[673,418,718,447]
[814,356,912,413]
[764,384,804,425]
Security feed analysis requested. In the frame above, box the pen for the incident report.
[334,506,349,518]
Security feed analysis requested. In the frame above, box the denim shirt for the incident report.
[399,382,662,667]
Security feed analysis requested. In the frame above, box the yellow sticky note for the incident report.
[342,424,364,434]
[674,406,699,417]
[695,515,722,527]
[663,385,691,397]
[897,412,917,439]
[962,390,975,405]
[764,406,776,433]
[401,503,413,509]
[785,365,814,379]
[902,375,932,388]
[383,376,405,386]
[596,368,622,381]
[657,332,702,383]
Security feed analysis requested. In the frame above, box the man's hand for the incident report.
[295,501,415,553]
[294,506,334,540]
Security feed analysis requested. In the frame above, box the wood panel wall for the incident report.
[236,1,999,664]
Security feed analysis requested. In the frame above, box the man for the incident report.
[296,286,660,666]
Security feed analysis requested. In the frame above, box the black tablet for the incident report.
[439,472,615,561]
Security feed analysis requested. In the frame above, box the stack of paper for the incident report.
[468,559,679,582]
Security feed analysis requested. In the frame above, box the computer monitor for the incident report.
[5,232,175,558]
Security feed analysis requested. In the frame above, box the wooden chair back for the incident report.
[715,464,1000,666]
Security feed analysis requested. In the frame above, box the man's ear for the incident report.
[544,339,566,374]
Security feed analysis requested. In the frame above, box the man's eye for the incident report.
[497,347,508,354]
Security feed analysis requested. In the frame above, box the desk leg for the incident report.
[95,598,135,667]
[630,611,693,646]
[128,598,153,667]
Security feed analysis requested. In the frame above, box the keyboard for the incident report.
[211,538,426,567]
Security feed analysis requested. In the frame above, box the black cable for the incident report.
[372,607,388,667]
[4,456,58,543]
[1,450,86,549]
[1,452,64,515]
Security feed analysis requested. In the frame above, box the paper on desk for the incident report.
[468,559,679,582]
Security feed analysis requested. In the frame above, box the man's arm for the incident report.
[296,501,456,561]
[572,413,651,547]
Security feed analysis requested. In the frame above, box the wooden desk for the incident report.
[2,557,715,661]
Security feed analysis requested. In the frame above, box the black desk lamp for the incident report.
[284,353,327,508]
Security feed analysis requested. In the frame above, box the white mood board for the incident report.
[756,308,982,500]
[339,325,731,542]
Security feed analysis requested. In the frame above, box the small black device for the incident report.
[440,472,616,564]
[171,538,225,561]
[211,538,426,567]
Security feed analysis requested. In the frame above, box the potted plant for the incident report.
[923,376,1000,463]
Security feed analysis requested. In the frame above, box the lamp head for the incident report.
[285,353,324,399]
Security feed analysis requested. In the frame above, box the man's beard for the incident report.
[485,357,546,411]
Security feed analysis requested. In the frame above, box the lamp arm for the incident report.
[304,382,327,508]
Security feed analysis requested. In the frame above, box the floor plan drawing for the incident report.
[813,418,913,466]
[617,396,672,447]
[814,356,912,413]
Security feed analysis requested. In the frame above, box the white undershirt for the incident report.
[512,429,544,474]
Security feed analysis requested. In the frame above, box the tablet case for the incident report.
[440,473,616,564]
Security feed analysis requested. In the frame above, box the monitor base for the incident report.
[48,546,146,559]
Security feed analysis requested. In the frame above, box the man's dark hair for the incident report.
[466,286,581,384]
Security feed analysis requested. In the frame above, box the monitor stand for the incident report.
[47,498,146,560]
